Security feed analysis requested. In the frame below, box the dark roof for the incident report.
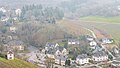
[7,51,14,54]
[46,42,57,47]
[112,61,120,64]
[68,39,79,42]
[92,51,108,57]
[76,54,88,59]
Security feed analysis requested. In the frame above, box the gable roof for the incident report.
[68,39,79,42]
[7,50,14,54]
[76,54,89,59]
[92,51,108,57]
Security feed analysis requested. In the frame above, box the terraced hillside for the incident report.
[0,57,39,68]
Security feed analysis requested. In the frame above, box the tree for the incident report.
[64,42,68,49]
[65,59,71,66]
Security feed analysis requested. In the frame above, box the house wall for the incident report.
[92,56,108,62]
[7,54,14,60]
[76,58,89,65]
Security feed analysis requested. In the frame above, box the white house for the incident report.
[45,42,59,51]
[92,51,108,62]
[86,35,94,41]
[7,50,14,60]
[68,39,80,45]
[76,54,90,65]
[55,55,68,66]
[101,38,113,44]
[62,48,68,55]
[89,41,97,46]
[0,7,6,13]
[55,50,61,56]
[9,27,17,33]
[89,41,97,49]
[112,47,119,54]
[15,9,22,16]
[55,48,68,56]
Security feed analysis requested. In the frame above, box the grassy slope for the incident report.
[79,16,120,40]
[80,16,120,23]
[0,57,39,68]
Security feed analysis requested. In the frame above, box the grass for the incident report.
[80,16,120,23]
[0,57,39,68]
[77,16,120,41]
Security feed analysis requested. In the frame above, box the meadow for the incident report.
[80,16,120,23]
[79,16,120,41]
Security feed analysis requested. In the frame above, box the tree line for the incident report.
[20,5,64,24]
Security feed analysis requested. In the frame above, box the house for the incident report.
[36,53,47,64]
[89,41,97,49]
[111,61,120,67]
[45,42,59,51]
[68,39,80,45]
[9,27,17,33]
[15,9,22,16]
[0,7,7,13]
[7,50,14,60]
[86,35,94,41]
[112,47,119,54]
[6,40,25,51]
[76,54,90,65]
[89,41,97,46]
[55,55,68,66]
[54,47,68,56]
[92,51,108,62]
[101,38,113,44]
[46,54,55,59]
[1,17,9,22]
[111,57,120,68]
[62,48,68,55]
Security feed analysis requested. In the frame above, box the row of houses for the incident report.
[0,7,22,22]
[76,51,108,65]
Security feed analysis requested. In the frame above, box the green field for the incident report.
[78,16,120,41]
[0,57,39,68]
[80,16,120,23]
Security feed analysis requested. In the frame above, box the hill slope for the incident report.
[80,16,120,23]
[0,57,39,68]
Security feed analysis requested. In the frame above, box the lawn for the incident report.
[80,16,120,23]
[0,57,39,68]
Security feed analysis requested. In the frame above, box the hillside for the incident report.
[80,16,120,23]
[57,19,92,36]
[0,57,39,68]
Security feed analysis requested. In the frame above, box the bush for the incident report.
[0,53,6,58]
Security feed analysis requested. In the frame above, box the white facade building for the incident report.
[92,52,108,62]
[76,54,90,65]
[7,51,14,60]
